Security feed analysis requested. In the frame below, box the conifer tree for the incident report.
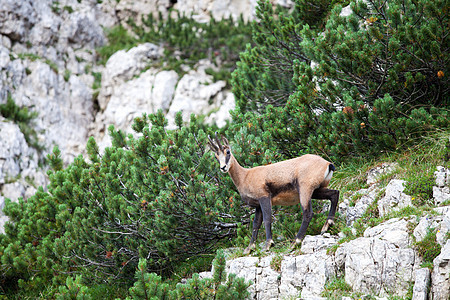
[0,112,247,290]
[232,0,449,160]
[232,0,345,112]
[123,250,250,300]
[56,275,91,300]
[124,11,253,83]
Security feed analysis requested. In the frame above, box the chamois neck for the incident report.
[227,155,247,189]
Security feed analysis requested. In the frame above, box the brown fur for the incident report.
[208,134,339,253]
[227,154,332,207]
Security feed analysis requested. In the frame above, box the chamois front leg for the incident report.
[243,206,263,255]
[259,197,274,252]
[292,189,314,248]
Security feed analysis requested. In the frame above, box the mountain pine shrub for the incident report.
[97,11,253,83]
[0,111,248,291]
[125,250,250,299]
[232,0,449,162]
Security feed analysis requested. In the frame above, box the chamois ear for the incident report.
[221,135,229,148]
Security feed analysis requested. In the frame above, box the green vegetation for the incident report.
[53,250,250,299]
[97,26,137,65]
[232,0,449,162]
[0,112,245,294]
[270,253,283,272]
[63,69,71,82]
[405,171,435,206]
[1,0,449,298]
[414,227,442,268]
[321,276,352,299]
[91,71,102,104]
[0,94,42,151]
[97,11,253,83]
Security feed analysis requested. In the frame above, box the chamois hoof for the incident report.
[320,219,335,234]
[243,243,256,255]
[290,238,302,251]
[263,239,274,252]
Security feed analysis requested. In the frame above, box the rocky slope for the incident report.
[200,166,450,299]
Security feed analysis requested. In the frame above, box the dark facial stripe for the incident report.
[225,152,231,165]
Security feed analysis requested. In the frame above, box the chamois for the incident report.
[207,134,339,254]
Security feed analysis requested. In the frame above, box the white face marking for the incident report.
[216,148,231,173]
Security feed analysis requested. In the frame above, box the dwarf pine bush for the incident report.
[232,0,449,162]
[0,112,248,291]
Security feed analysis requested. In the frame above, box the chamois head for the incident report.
[207,133,231,173]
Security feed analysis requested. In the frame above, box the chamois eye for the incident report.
[226,149,230,155]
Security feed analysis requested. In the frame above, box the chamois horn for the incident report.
[207,135,219,152]
[215,132,223,150]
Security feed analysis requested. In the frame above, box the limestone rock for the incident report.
[342,185,379,226]
[435,166,450,187]
[152,70,179,112]
[59,11,106,48]
[378,179,412,216]
[414,207,450,247]
[174,0,256,22]
[0,213,8,234]
[29,9,61,46]
[431,240,450,300]
[0,121,39,186]
[300,233,338,254]
[434,186,450,206]
[336,237,415,297]
[204,91,235,128]
[94,68,160,149]
[280,249,336,299]
[363,217,412,248]
[24,61,94,163]
[92,47,233,150]
[335,218,416,297]
[173,0,293,22]
[412,268,430,300]
[166,63,229,129]
[436,207,450,246]
[433,166,450,205]
[114,0,171,26]
[97,43,162,110]
[1,56,94,167]
[366,163,398,185]
[222,235,338,299]
[255,255,281,300]
[340,4,353,17]
[100,68,158,128]
[0,0,38,42]
[0,45,10,69]
[225,256,259,297]
[413,216,432,243]
[197,271,212,279]
[0,120,47,233]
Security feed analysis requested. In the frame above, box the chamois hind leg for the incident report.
[311,188,340,233]
[293,188,314,247]
[243,206,263,255]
